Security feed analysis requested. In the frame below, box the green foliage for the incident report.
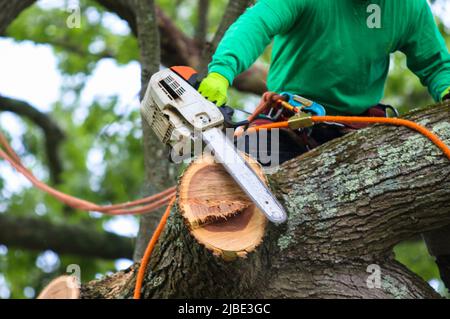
[394,240,440,281]
[2,0,144,298]
[394,240,449,297]
[384,52,434,114]
[157,0,228,39]
[7,0,139,76]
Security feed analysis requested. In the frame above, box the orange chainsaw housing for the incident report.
[170,66,199,87]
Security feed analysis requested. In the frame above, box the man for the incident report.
[198,0,450,289]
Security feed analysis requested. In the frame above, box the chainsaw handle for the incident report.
[218,105,250,128]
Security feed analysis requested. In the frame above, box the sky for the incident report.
[1,0,450,294]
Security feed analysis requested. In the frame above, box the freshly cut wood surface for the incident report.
[37,275,80,299]
[178,154,267,259]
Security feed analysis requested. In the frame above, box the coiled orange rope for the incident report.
[133,196,176,299]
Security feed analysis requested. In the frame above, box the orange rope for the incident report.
[312,116,450,160]
[134,196,176,299]
[246,121,289,133]
[1,99,448,297]
[131,113,450,299]
[0,129,178,294]
[0,130,176,215]
[0,132,23,164]
[247,116,450,159]
[245,116,450,160]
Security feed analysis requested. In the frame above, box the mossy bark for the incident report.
[82,102,450,299]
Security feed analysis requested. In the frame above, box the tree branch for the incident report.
[210,0,254,51]
[271,102,450,263]
[195,0,209,47]
[93,0,137,35]
[132,0,178,261]
[44,38,115,60]
[133,0,160,99]
[0,95,65,184]
[81,102,449,299]
[0,213,133,259]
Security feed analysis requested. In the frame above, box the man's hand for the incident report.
[198,73,229,107]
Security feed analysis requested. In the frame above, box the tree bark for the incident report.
[0,214,133,259]
[81,102,450,299]
[195,0,210,47]
[132,0,178,261]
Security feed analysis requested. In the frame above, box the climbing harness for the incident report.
[242,93,450,160]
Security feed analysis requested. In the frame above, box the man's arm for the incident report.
[208,0,304,85]
[400,0,450,102]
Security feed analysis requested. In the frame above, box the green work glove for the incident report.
[198,72,229,107]
[442,87,450,101]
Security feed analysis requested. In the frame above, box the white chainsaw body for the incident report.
[141,68,287,223]
[141,68,223,157]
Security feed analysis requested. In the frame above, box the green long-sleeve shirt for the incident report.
[209,0,450,115]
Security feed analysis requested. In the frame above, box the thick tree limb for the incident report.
[271,103,450,263]
[0,214,133,259]
[0,95,65,184]
[132,0,178,261]
[195,0,210,47]
[82,102,450,299]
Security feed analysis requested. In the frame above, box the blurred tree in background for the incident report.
[0,0,449,298]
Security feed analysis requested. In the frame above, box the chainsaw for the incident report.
[140,66,287,224]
